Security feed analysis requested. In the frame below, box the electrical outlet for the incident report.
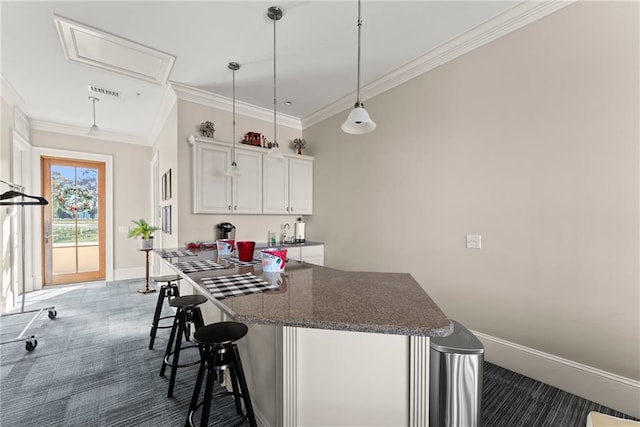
[118,226,129,233]
[466,234,481,249]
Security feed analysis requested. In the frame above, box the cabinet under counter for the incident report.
[156,249,451,426]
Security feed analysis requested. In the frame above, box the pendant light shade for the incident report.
[266,6,286,161]
[341,102,376,134]
[88,96,100,135]
[226,62,242,177]
[227,162,241,176]
[342,0,376,134]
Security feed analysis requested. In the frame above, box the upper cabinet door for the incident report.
[233,148,263,214]
[263,157,289,214]
[191,137,313,216]
[289,157,313,215]
[193,141,232,214]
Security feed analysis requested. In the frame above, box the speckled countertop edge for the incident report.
[158,251,452,338]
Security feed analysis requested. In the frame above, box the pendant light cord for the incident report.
[232,66,236,163]
[92,98,97,126]
[356,0,362,106]
[273,11,278,148]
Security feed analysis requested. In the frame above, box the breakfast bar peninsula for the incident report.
[157,248,451,427]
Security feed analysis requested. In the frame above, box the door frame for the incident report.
[42,156,106,285]
[31,147,114,289]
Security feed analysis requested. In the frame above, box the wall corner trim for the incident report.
[148,85,177,144]
[1,75,25,109]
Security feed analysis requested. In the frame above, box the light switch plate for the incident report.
[118,226,129,233]
[466,234,481,249]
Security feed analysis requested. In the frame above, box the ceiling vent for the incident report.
[88,85,120,98]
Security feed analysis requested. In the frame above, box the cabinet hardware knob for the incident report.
[228,205,231,211]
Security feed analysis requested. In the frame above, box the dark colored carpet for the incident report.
[1,280,637,426]
[482,362,637,426]
[0,280,244,427]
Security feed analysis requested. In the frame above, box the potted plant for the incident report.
[128,218,160,250]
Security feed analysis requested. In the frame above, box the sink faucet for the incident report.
[281,223,290,244]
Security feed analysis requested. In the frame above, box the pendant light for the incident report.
[226,62,242,177]
[341,0,376,134]
[266,6,286,161]
[88,96,100,135]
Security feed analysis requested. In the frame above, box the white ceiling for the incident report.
[1,1,564,145]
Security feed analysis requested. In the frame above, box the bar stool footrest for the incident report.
[162,345,201,369]
[187,398,248,427]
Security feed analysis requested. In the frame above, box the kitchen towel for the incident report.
[202,273,280,299]
[156,248,196,258]
[174,260,225,273]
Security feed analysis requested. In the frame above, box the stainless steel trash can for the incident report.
[430,320,484,427]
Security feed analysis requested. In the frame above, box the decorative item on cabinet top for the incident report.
[243,132,264,147]
[242,132,282,151]
[292,138,306,155]
[199,120,215,138]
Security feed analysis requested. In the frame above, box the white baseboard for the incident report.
[472,330,640,419]
[113,267,145,281]
[254,406,270,427]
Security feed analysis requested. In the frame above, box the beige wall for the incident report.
[305,0,639,381]
[154,102,179,249]
[30,130,153,273]
[175,99,303,244]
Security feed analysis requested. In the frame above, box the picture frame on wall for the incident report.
[161,172,167,201]
[166,169,172,200]
[161,169,172,201]
[162,205,172,234]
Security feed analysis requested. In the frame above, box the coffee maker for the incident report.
[216,222,236,240]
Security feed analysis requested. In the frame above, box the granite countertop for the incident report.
[158,249,452,338]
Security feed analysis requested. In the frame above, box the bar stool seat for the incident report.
[185,322,257,427]
[160,294,207,398]
[148,275,181,350]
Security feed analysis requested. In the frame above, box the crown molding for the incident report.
[30,119,149,146]
[302,0,575,129]
[148,84,178,144]
[13,107,31,141]
[171,81,302,130]
[1,75,25,109]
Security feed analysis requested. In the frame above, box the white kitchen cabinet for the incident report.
[283,245,324,266]
[301,245,324,265]
[232,149,263,214]
[263,155,313,215]
[190,137,262,214]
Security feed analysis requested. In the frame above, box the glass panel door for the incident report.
[42,157,105,285]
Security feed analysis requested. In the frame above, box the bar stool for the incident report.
[149,275,181,350]
[160,294,207,398]
[185,322,257,427]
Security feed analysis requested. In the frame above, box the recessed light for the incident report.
[284,101,292,106]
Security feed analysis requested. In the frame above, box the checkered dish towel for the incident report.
[156,248,196,258]
[227,257,262,266]
[174,260,225,273]
[202,273,280,299]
